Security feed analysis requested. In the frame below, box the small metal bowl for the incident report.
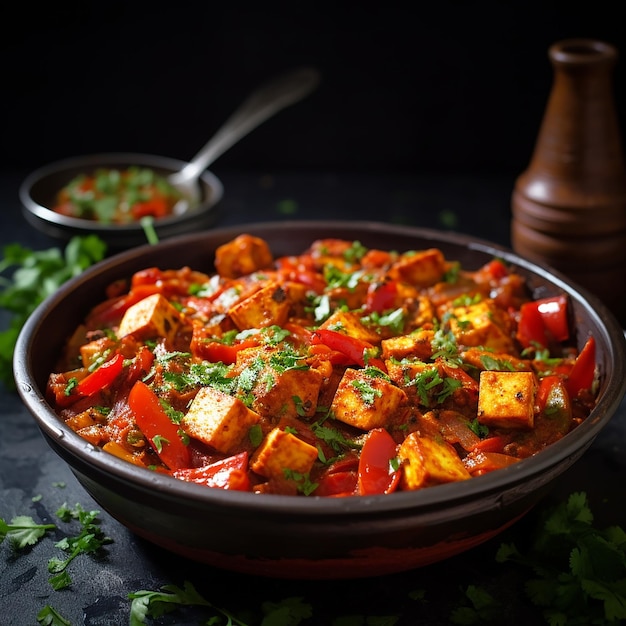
[19,153,224,250]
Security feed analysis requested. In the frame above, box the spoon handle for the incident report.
[174,67,321,182]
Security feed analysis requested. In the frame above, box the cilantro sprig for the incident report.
[0,234,107,389]
[0,514,56,549]
[495,491,626,625]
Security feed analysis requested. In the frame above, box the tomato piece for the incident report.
[131,197,168,220]
[173,452,250,491]
[76,353,125,397]
[128,380,191,470]
[364,280,398,313]
[357,428,401,495]
[311,328,386,371]
[566,335,596,398]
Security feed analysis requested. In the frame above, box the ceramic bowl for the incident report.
[13,221,626,579]
[19,153,224,250]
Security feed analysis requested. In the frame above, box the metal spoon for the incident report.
[169,66,321,213]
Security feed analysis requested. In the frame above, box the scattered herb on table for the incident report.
[450,491,626,625]
[0,514,56,549]
[4,492,626,625]
[48,502,113,590]
[36,605,71,626]
[496,491,626,625]
[0,234,107,389]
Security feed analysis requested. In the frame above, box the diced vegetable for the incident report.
[128,380,191,470]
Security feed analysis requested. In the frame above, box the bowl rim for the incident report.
[18,152,225,233]
[13,220,626,517]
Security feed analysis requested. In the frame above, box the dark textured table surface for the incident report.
[1,168,625,625]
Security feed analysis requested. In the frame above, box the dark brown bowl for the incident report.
[13,221,626,579]
[19,153,224,250]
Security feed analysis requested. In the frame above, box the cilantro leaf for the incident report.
[36,605,71,626]
[0,515,56,549]
[0,234,106,389]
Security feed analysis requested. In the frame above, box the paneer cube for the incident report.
[477,371,536,429]
[447,299,515,353]
[214,234,273,279]
[232,347,323,420]
[250,427,319,480]
[182,386,260,454]
[387,248,446,287]
[117,293,183,344]
[252,366,323,420]
[228,281,290,330]
[331,368,407,430]
[385,358,431,404]
[381,329,434,361]
[79,335,116,369]
[320,310,381,344]
[398,431,470,489]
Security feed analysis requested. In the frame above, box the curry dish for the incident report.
[46,234,599,496]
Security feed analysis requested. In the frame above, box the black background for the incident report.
[3,2,626,177]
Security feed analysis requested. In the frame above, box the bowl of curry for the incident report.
[13,221,626,579]
[19,153,224,250]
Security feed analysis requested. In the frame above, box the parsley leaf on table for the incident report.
[0,234,106,389]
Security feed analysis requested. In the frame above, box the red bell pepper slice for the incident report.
[517,295,569,348]
[128,380,191,470]
[173,452,250,491]
[314,470,358,497]
[311,328,386,371]
[536,374,560,409]
[199,337,259,365]
[314,456,359,497]
[357,428,401,495]
[566,335,596,398]
[76,352,125,397]
[364,280,398,313]
[86,284,159,328]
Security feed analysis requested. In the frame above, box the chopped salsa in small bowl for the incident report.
[52,166,185,224]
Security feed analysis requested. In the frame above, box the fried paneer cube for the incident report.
[320,310,381,344]
[182,386,260,454]
[381,328,434,361]
[387,248,446,287]
[228,281,290,330]
[477,371,536,430]
[398,431,470,489]
[447,299,515,353]
[331,368,407,430]
[233,347,323,420]
[117,293,183,344]
[250,427,319,480]
[79,335,117,369]
[214,233,273,279]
